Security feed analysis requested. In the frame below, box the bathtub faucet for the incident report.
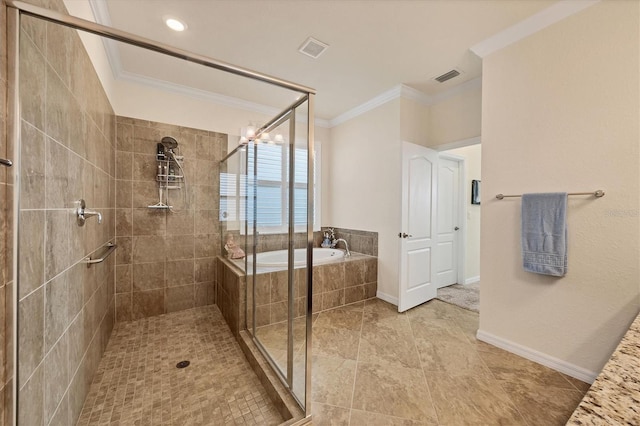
[333,238,351,257]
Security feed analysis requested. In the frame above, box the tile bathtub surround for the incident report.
[222,231,323,256]
[77,306,283,426]
[114,116,227,321]
[255,298,590,425]
[320,227,378,256]
[15,5,117,426]
[218,253,378,334]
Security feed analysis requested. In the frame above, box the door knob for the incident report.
[454,227,460,231]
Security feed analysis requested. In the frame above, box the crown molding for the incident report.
[87,0,330,128]
[88,0,123,79]
[117,70,328,125]
[329,79,481,128]
[117,70,284,117]
[471,0,600,58]
[399,85,433,106]
[329,85,403,127]
[87,0,473,130]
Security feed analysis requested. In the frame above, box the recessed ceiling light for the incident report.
[165,17,187,32]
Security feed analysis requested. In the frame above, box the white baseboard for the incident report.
[476,330,598,384]
[376,291,398,306]
[465,276,480,285]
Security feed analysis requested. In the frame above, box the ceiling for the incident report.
[86,0,557,121]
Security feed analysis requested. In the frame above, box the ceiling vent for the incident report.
[298,37,329,59]
[434,69,461,83]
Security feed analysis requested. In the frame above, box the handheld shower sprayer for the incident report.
[161,136,178,150]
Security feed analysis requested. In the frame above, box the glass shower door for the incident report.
[246,99,311,408]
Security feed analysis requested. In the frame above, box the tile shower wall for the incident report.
[15,3,117,424]
[1,0,10,423]
[114,117,226,321]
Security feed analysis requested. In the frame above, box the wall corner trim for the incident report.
[470,0,601,58]
[476,329,598,384]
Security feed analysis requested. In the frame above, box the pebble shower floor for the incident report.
[77,306,283,425]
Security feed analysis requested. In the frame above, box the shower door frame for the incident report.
[6,0,316,423]
[240,102,310,403]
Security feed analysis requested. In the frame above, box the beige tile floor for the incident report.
[77,306,283,426]
[258,298,590,426]
[79,298,589,426]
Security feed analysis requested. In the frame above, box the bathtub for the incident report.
[248,248,345,268]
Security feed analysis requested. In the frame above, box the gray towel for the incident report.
[521,192,568,277]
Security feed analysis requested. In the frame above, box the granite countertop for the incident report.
[567,312,640,424]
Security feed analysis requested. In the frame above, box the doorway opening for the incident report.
[436,142,481,313]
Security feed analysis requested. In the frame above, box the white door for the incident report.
[436,156,461,288]
[398,142,438,312]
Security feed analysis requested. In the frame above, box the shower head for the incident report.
[161,136,178,149]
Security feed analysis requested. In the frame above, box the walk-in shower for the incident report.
[6,0,315,424]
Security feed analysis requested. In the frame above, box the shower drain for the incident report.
[176,360,190,369]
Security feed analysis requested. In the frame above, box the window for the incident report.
[220,141,321,234]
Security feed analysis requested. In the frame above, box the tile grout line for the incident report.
[465,313,533,426]
[406,309,441,426]
[346,301,366,426]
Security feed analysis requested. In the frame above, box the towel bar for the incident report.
[496,190,605,200]
[84,242,117,267]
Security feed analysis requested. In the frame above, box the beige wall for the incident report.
[480,0,639,376]
[429,86,481,147]
[327,99,402,300]
[400,97,429,145]
[443,144,481,282]
[16,3,117,424]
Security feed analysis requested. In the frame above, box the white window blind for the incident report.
[220,142,320,233]
[247,143,317,232]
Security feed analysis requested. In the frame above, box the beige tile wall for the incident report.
[223,231,322,256]
[114,116,226,321]
[219,254,378,334]
[14,2,117,424]
[320,227,378,256]
[216,258,246,336]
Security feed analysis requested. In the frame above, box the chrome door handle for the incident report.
[398,233,412,238]
[0,158,12,167]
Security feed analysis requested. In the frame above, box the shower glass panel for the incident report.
[10,2,314,423]
[220,97,312,409]
[219,145,247,262]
